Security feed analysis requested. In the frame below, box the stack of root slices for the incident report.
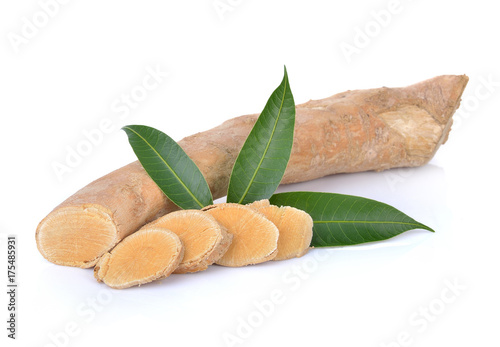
[94,200,313,289]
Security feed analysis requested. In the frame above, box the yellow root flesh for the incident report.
[145,210,232,273]
[249,200,313,260]
[203,203,279,267]
[94,227,183,289]
[36,205,117,268]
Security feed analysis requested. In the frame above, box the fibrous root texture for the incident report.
[94,227,183,289]
[203,203,279,267]
[93,202,314,288]
[36,205,117,268]
[248,200,313,260]
[144,210,232,273]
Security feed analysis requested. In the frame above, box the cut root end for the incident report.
[36,205,118,268]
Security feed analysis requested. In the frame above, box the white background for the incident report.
[1,1,499,346]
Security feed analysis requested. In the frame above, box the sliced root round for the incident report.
[203,203,278,267]
[248,200,313,260]
[94,227,183,289]
[146,210,232,274]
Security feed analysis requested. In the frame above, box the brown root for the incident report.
[36,75,468,268]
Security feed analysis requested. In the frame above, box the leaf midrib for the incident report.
[124,126,204,208]
[237,75,288,204]
[314,220,423,227]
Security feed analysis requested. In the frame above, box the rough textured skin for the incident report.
[36,75,468,268]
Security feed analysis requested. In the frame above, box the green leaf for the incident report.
[270,191,434,247]
[122,125,213,209]
[227,66,295,204]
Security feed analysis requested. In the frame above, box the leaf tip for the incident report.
[424,225,436,233]
[416,221,435,233]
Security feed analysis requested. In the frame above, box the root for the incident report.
[36,75,468,268]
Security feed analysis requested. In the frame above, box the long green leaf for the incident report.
[122,125,213,209]
[227,67,295,204]
[270,192,434,247]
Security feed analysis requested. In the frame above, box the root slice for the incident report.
[145,210,232,273]
[248,200,313,260]
[203,203,279,267]
[94,227,183,289]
